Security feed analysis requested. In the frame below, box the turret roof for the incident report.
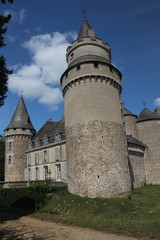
[137,108,160,123]
[123,107,137,117]
[77,17,93,41]
[5,96,35,131]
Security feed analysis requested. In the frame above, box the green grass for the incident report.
[31,185,160,239]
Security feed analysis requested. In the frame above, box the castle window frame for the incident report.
[94,62,99,68]
[28,154,31,166]
[8,142,12,151]
[28,168,31,181]
[35,167,39,180]
[43,150,48,163]
[35,152,39,165]
[77,64,81,71]
[8,155,12,164]
[55,146,61,161]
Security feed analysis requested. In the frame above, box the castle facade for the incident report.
[4,18,160,198]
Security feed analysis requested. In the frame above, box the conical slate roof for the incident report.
[137,108,160,123]
[77,17,93,41]
[123,107,137,117]
[5,96,35,131]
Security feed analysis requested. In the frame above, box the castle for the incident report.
[4,18,160,198]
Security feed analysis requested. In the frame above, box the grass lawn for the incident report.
[31,185,160,239]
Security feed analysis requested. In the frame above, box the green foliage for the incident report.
[0,134,5,181]
[0,5,12,106]
[33,185,160,239]
[0,184,66,211]
[0,0,13,3]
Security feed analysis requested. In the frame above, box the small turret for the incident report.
[4,96,35,183]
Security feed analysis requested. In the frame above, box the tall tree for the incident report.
[0,2,13,107]
[0,135,5,181]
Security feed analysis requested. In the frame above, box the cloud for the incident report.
[8,31,77,110]
[154,98,160,107]
[4,9,26,24]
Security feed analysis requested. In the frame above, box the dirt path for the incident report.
[0,214,148,240]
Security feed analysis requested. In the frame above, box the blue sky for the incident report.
[0,0,160,134]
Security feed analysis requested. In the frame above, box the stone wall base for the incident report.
[66,120,132,198]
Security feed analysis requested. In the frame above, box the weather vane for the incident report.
[82,8,87,18]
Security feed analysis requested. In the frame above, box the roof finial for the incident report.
[82,8,86,19]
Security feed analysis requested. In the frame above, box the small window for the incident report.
[55,146,61,161]
[8,142,12,151]
[71,52,74,57]
[77,64,81,71]
[28,154,31,166]
[28,168,31,181]
[43,150,48,162]
[35,167,39,180]
[94,62,99,68]
[35,152,39,165]
[8,155,12,164]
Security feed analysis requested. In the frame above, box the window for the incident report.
[8,142,12,151]
[28,168,31,181]
[44,166,48,180]
[43,150,48,162]
[35,152,39,165]
[77,64,81,71]
[8,155,12,164]
[94,62,99,68]
[35,167,39,180]
[28,154,31,166]
[56,164,61,181]
[55,146,61,161]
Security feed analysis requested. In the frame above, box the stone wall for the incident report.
[5,135,31,182]
[66,120,131,198]
[124,115,138,138]
[128,151,145,188]
[137,120,160,184]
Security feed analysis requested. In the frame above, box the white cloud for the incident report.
[4,8,26,24]
[8,31,77,110]
[154,98,160,107]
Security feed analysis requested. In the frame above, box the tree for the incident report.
[0,135,5,181]
[0,2,13,107]
[0,0,13,4]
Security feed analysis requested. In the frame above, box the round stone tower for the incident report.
[137,108,160,185]
[60,18,131,198]
[123,107,138,138]
[4,96,35,182]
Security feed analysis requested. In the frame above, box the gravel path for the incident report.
[0,214,149,240]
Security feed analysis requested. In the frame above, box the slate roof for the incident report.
[33,118,65,141]
[127,135,145,147]
[137,108,160,123]
[77,17,93,41]
[123,107,137,117]
[5,96,35,131]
